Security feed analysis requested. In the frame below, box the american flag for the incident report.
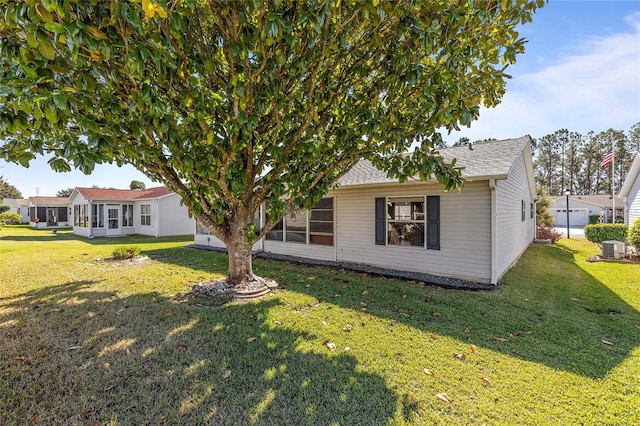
[600,151,613,168]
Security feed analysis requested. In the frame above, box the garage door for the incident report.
[552,208,589,227]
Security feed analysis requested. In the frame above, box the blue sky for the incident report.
[2,0,639,197]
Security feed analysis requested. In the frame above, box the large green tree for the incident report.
[0,176,22,199]
[0,0,542,287]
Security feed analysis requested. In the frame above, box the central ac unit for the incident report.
[602,240,625,259]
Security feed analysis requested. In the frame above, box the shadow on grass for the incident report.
[0,281,397,425]
[142,242,640,380]
[0,227,192,246]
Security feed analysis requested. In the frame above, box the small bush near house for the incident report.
[628,217,640,249]
[588,215,600,225]
[111,246,141,260]
[0,212,22,224]
[536,226,562,242]
[584,223,628,245]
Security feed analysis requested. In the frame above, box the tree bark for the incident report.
[224,216,257,286]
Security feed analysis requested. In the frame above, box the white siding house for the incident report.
[1,198,29,223]
[28,197,71,228]
[69,187,194,238]
[550,195,624,226]
[195,137,537,285]
[620,153,640,226]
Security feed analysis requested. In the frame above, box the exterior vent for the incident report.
[602,240,625,259]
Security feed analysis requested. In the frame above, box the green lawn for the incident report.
[1,225,638,425]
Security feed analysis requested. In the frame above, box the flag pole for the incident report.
[612,140,615,223]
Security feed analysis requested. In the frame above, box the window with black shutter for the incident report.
[375,197,386,245]
[426,196,440,250]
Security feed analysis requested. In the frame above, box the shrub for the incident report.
[0,212,22,224]
[629,217,640,249]
[584,223,628,245]
[536,226,562,243]
[112,246,141,260]
[0,205,10,214]
[588,215,600,225]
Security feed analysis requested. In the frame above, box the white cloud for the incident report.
[446,11,640,143]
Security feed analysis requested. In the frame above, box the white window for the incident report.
[141,204,151,226]
[386,197,425,246]
[122,204,134,227]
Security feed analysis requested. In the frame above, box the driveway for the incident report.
[552,226,585,239]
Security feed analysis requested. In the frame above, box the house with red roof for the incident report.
[68,186,194,238]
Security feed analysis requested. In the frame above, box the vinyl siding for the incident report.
[628,175,640,225]
[335,181,492,283]
[157,195,195,236]
[494,151,534,280]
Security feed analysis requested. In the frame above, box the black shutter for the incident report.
[427,196,440,250]
[375,197,386,245]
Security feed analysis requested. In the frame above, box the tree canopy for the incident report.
[0,176,22,199]
[56,187,74,198]
[130,180,146,190]
[0,0,542,286]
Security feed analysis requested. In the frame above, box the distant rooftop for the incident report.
[74,186,172,201]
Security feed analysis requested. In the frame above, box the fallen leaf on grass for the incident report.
[247,337,256,343]
[165,311,174,317]
[510,331,522,337]
[453,353,466,360]
[399,312,410,318]
[176,343,187,349]
[13,356,25,361]
[601,340,614,346]
[223,369,232,379]
[103,362,110,369]
[308,275,316,280]
[423,368,436,376]
[432,312,442,317]
[463,328,470,333]
[360,302,368,307]
[28,413,44,424]
[65,345,83,351]
[469,344,478,354]
[344,346,350,351]
[493,337,508,342]
[493,397,499,403]
[362,290,369,295]
[480,377,490,383]
[436,393,453,403]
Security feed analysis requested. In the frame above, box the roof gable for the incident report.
[337,136,532,188]
[620,153,640,198]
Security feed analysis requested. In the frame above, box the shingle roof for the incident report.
[29,197,70,206]
[75,186,172,201]
[337,136,531,187]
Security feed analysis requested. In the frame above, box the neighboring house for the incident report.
[550,195,624,227]
[68,186,194,238]
[620,153,640,226]
[1,198,30,223]
[28,197,71,228]
[195,137,537,285]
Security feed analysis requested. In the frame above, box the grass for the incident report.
[1,225,639,425]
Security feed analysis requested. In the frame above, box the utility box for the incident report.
[602,240,625,259]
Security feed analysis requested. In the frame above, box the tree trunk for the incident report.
[224,217,257,286]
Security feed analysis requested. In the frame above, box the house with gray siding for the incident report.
[620,153,640,226]
[195,137,537,286]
